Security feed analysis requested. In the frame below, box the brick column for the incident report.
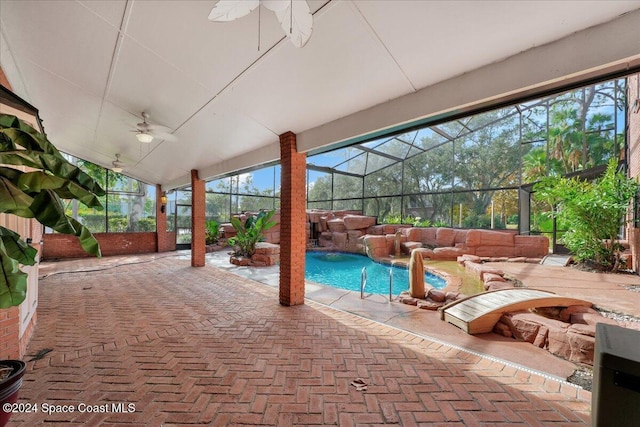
[191,170,205,267]
[279,131,306,306]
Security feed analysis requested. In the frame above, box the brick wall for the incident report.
[279,132,307,306]
[0,307,20,359]
[42,232,158,260]
[628,74,640,273]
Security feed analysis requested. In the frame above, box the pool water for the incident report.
[305,252,446,295]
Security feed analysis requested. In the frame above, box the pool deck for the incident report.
[204,251,581,381]
[15,251,596,426]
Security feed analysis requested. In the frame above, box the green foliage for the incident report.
[228,210,276,257]
[0,114,104,307]
[108,217,128,232]
[381,214,403,224]
[78,213,107,232]
[135,217,156,232]
[534,159,637,271]
[462,214,505,230]
[381,214,432,227]
[205,219,220,245]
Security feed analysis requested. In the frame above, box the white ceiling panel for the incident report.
[355,0,640,90]
[220,1,415,135]
[77,0,127,29]
[15,61,103,138]
[147,99,279,171]
[0,0,118,97]
[125,0,285,93]
[107,36,215,129]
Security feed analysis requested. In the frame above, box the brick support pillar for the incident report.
[191,170,205,267]
[279,131,306,306]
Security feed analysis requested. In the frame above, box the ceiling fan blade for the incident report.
[275,1,312,48]
[262,0,288,13]
[208,0,259,21]
[146,123,173,134]
[151,132,178,143]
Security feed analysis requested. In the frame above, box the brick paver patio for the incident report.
[10,256,591,426]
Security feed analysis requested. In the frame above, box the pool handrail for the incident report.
[360,267,367,299]
[389,268,393,302]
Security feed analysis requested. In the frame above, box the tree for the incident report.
[534,159,637,272]
[0,114,104,307]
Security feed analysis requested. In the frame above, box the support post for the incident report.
[279,131,306,306]
[191,169,205,267]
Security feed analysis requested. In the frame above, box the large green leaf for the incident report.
[59,180,103,208]
[0,151,43,169]
[0,175,35,217]
[69,217,101,257]
[0,150,105,197]
[15,170,67,192]
[0,240,28,309]
[3,167,102,211]
[0,226,37,266]
[29,189,77,235]
[0,115,61,156]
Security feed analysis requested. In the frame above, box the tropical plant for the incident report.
[228,210,276,257]
[205,219,220,245]
[534,159,637,271]
[0,114,104,308]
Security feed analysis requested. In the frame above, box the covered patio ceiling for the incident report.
[1,0,639,190]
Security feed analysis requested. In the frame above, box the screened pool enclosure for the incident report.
[54,76,630,250]
[192,76,629,247]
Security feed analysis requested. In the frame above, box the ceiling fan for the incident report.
[208,0,313,48]
[111,154,125,173]
[132,112,177,143]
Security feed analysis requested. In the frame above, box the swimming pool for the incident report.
[305,252,446,295]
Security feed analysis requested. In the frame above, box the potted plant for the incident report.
[228,210,276,264]
[0,360,26,427]
[0,113,104,426]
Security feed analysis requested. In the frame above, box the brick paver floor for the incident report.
[10,256,591,426]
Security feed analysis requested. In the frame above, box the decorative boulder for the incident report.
[327,219,346,232]
[343,215,376,230]
[409,250,426,298]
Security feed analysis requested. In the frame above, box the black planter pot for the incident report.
[0,360,26,427]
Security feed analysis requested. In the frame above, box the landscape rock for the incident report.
[343,215,376,230]
[435,228,457,247]
[327,219,346,233]
[417,300,444,310]
[427,289,446,302]
[567,332,595,364]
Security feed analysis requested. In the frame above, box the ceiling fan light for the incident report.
[112,166,123,173]
[136,132,154,143]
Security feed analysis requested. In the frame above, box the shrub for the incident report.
[534,159,637,271]
[134,217,156,232]
[205,219,220,245]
